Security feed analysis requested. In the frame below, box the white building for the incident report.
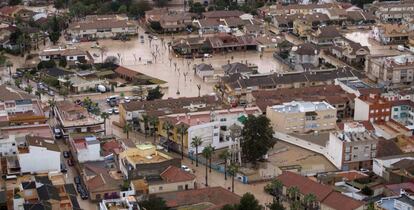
[70,135,103,163]
[195,63,214,80]
[18,136,61,173]
[39,47,92,63]
[99,196,140,210]
[373,153,414,177]
[0,135,17,156]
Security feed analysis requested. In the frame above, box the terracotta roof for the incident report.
[276,171,332,201]
[26,135,60,152]
[160,166,196,183]
[386,182,414,195]
[203,10,244,19]
[322,191,364,210]
[376,139,404,158]
[0,85,35,101]
[334,171,368,181]
[156,186,240,209]
[337,121,375,131]
[0,6,21,16]
[293,43,319,55]
[114,66,138,78]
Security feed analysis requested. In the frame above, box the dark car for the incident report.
[63,151,70,158]
[74,176,81,185]
[54,128,62,139]
[80,192,89,200]
[76,184,82,193]
[60,164,67,173]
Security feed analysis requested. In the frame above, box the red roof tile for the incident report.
[322,191,365,210]
[277,171,332,201]
[160,166,196,183]
[114,66,138,78]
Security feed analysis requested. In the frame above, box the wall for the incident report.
[148,179,196,194]
[127,158,181,180]
[76,143,104,163]
[354,98,370,121]
[373,156,414,177]
[325,133,344,169]
[18,146,60,173]
[0,135,16,156]
[273,132,327,154]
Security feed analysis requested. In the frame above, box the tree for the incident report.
[154,0,168,7]
[202,145,214,186]
[59,57,67,67]
[287,186,300,202]
[117,5,127,13]
[49,16,61,45]
[104,56,119,65]
[303,193,317,210]
[147,85,164,100]
[24,85,33,94]
[8,0,21,5]
[162,121,173,151]
[149,116,159,144]
[128,1,152,17]
[101,112,110,135]
[361,186,373,196]
[189,2,205,15]
[123,123,132,139]
[150,21,162,31]
[191,136,202,167]
[139,196,169,210]
[240,115,275,164]
[219,150,230,180]
[14,78,22,88]
[140,114,149,137]
[236,193,262,210]
[228,163,239,193]
[265,179,283,203]
[177,123,188,160]
[267,200,285,210]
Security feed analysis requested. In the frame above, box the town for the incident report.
[0,0,413,209]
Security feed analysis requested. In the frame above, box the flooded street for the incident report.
[344,31,401,56]
[73,27,282,98]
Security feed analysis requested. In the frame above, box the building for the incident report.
[156,187,241,209]
[68,14,138,39]
[376,190,414,210]
[222,62,257,75]
[390,100,414,130]
[365,54,414,86]
[354,95,391,123]
[99,196,140,210]
[158,107,261,155]
[308,26,342,46]
[369,0,414,22]
[17,136,61,173]
[81,161,123,201]
[144,166,196,194]
[330,38,370,66]
[266,101,337,133]
[371,24,412,45]
[276,171,365,210]
[195,63,214,79]
[39,47,93,63]
[326,122,380,171]
[373,153,414,182]
[158,12,194,32]
[0,135,18,156]
[249,85,355,120]
[69,134,103,163]
[289,43,320,68]
[54,101,104,137]
[118,144,181,180]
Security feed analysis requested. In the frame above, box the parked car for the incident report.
[48,90,55,96]
[113,108,119,114]
[60,164,67,173]
[54,128,62,139]
[74,176,81,185]
[107,109,113,114]
[181,165,191,172]
[80,192,89,200]
[124,96,131,103]
[63,151,70,158]
[76,184,82,193]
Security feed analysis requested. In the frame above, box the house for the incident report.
[330,38,370,66]
[354,94,391,123]
[58,75,107,93]
[390,100,414,130]
[114,66,138,81]
[158,12,194,32]
[290,43,320,68]
[99,196,139,210]
[195,63,214,79]
[326,122,380,171]
[39,47,93,64]
[376,190,414,210]
[156,187,241,209]
[54,101,104,137]
[266,101,337,133]
[145,8,169,23]
[308,26,342,46]
[255,36,282,52]
[365,54,414,86]
[276,171,365,210]
[80,161,123,201]
[202,10,244,19]
[144,166,196,194]
[371,24,412,45]
[68,14,138,39]
[373,153,414,183]
[222,62,256,75]
[207,34,257,53]
[369,0,414,22]
[118,144,181,180]
[0,6,34,21]
[17,136,61,173]
[69,134,103,163]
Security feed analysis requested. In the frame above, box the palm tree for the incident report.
[48,99,56,118]
[287,186,300,202]
[228,163,239,193]
[191,136,202,167]
[219,150,230,180]
[24,85,33,94]
[209,146,215,173]
[140,114,149,137]
[177,123,188,160]
[123,123,132,139]
[202,145,214,187]
[303,193,317,210]
[162,121,173,151]
[14,78,22,88]
[101,112,110,135]
[265,179,284,203]
[149,116,159,144]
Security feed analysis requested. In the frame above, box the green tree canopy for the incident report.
[147,85,164,101]
[139,196,169,210]
[241,115,275,163]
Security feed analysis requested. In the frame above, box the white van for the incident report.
[106,95,119,102]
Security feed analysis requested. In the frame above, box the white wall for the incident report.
[18,146,61,173]
[373,156,414,177]
[325,133,344,169]
[0,135,17,156]
[77,143,103,163]
[354,98,370,121]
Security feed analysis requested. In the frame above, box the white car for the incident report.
[181,165,191,172]
[124,96,131,103]
[113,108,119,114]
[107,109,113,114]
[153,36,158,40]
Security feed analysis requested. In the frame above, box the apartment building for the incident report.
[365,54,414,86]
[326,122,380,171]
[369,0,414,22]
[354,95,391,122]
[390,100,414,130]
[39,47,92,63]
[68,14,138,39]
[371,24,412,45]
[54,101,104,137]
[118,144,181,180]
[373,153,414,178]
[69,134,103,163]
[266,101,337,133]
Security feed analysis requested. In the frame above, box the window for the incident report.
[12,143,15,146]
[394,107,399,111]
[178,185,183,190]
[159,186,163,190]
[220,118,227,122]
[353,146,358,150]
[345,154,351,161]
